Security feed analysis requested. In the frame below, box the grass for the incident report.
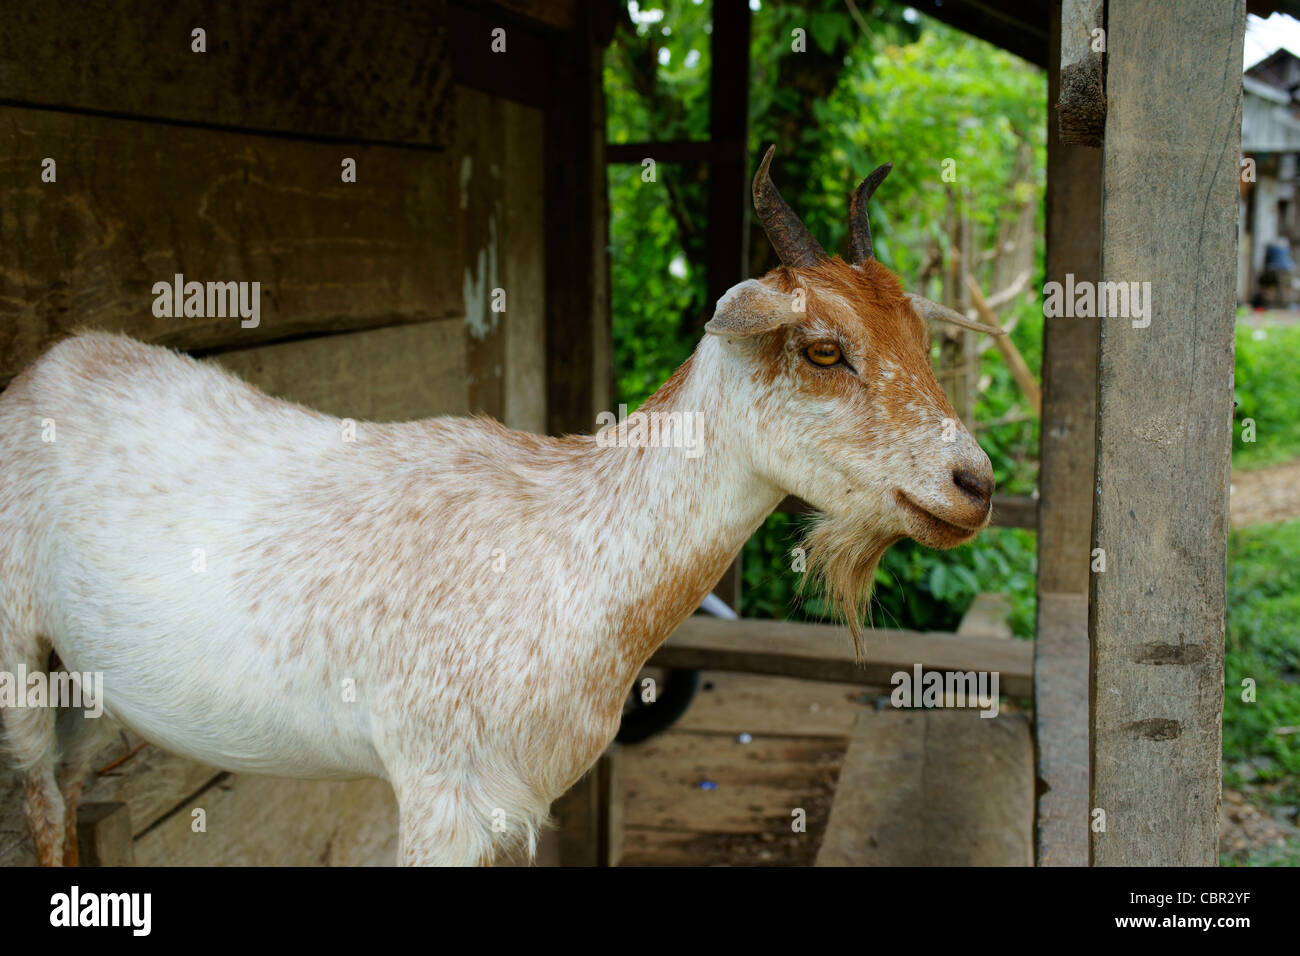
[1233,323,1300,470]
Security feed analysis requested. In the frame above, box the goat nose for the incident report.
[953,468,993,505]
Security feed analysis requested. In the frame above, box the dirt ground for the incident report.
[1230,458,1300,527]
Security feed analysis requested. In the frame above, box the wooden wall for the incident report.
[0,0,578,865]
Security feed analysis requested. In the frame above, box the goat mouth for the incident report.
[894,491,982,541]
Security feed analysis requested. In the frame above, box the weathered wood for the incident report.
[908,0,1049,67]
[1058,0,1106,146]
[1090,0,1242,867]
[0,1,452,148]
[652,617,1034,698]
[209,319,468,422]
[1034,2,1102,868]
[75,802,135,867]
[957,592,1013,639]
[543,2,610,435]
[448,1,552,110]
[483,0,577,32]
[552,750,621,866]
[501,103,548,433]
[815,709,1033,866]
[620,725,844,867]
[459,89,510,422]
[0,104,462,384]
[670,670,881,736]
[1033,592,1090,866]
[1,734,220,866]
[131,773,397,866]
[606,140,740,165]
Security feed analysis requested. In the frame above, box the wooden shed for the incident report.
[0,0,614,866]
[0,0,1268,866]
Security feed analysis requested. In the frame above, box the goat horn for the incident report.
[847,162,892,264]
[753,145,827,270]
[906,294,1008,335]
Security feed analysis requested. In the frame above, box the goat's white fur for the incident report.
[0,277,991,865]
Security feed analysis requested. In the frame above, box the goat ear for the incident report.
[705,280,801,337]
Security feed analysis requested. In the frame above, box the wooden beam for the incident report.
[703,0,753,613]
[0,103,462,385]
[74,802,135,867]
[450,1,552,110]
[908,0,1049,68]
[651,617,1034,698]
[816,709,1033,866]
[1034,0,1102,868]
[552,748,621,866]
[605,140,739,164]
[0,0,452,148]
[1058,0,1106,146]
[1090,0,1242,867]
[543,2,610,435]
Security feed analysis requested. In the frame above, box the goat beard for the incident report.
[798,511,900,663]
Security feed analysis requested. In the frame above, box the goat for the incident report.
[0,147,998,866]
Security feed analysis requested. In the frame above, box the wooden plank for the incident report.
[448,2,552,110]
[1033,592,1089,865]
[483,0,577,32]
[670,670,875,737]
[620,727,844,867]
[1058,0,1106,146]
[957,592,1013,639]
[907,0,1049,67]
[815,709,1033,865]
[552,749,620,866]
[652,617,1034,699]
[0,1,452,148]
[75,802,135,867]
[1034,1,1102,867]
[1090,0,1242,867]
[454,88,547,429]
[502,103,548,433]
[543,2,609,435]
[606,140,739,165]
[209,320,468,422]
[458,88,509,421]
[0,104,462,384]
[131,773,397,866]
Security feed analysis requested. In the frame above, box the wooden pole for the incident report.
[1089,0,1242,866]
[1034,3,1103,868]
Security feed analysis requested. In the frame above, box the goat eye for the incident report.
[805,343,842,367]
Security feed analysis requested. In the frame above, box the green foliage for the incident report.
[1233,324,1300,470]
[1223,518,1300,785]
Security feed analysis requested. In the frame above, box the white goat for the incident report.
[0,149,997,865]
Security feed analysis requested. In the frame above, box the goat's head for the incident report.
[706,146,1000,649]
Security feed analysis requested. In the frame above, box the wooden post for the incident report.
[75,802,135,867]
[705,0,752,613]
[1033,0,1102,868]
[545,1,619,866]
[1089,0,1243,866]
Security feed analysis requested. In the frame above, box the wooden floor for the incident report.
[618,670,1033,866]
